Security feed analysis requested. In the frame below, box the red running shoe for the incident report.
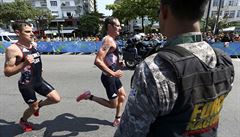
[19,118,33,132]
[76,91,91,102]
[33,100,42,117]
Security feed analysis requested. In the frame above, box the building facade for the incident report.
[207,0,240,22]
[1,0,94,36]
[31,0,94,36]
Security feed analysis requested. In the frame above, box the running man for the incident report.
[3,21,61,132]
[76,16,126,126]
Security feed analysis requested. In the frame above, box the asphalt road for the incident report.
[0,54,239,137]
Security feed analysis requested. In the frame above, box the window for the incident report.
[52,11,59,14]
[229,10,235,18]
[213,0,224,7]
[65,2,70,6]
[211,11,218,17]
[237,10,240,17]
[67,12,71,17]
[51,11,59,17]
[213,0,219,7]
[229,0,234,6]
[228,0,238,6]
[3,36,10,41]
[224,11,229,17]
[211,11,222,18]
[50,1,57,6]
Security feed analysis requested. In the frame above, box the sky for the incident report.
[97,0,115,16]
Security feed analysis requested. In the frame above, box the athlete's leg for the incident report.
[19,100,39,131]
[18,83,38,121]
[34,80,60,117]
[77,90,119,108]
[21,101,39,121]
[91,95,118,108]
[88,74,121,108]
[39,90,61,107]
[112,86,126,126]
[115,86,126,118]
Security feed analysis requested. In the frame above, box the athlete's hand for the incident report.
[113,70,123,78]
[24,55,34,65]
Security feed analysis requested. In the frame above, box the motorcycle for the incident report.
[122,38,164,69]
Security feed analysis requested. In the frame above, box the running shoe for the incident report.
[112,118,121,127]
[33,100,42,117]
[19,118,33,132]
[76,90,91,102]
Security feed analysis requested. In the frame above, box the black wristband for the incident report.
[115,116,121,119]
[89,95,94,100]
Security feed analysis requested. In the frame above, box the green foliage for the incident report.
[35,9,54,31]
[0,0,53,23]
[201,16,230,32]
[106,0,160,31]
[88,12,104,19]
[227,21,240,27]
[56,45,66,53]
[78,14,100,37]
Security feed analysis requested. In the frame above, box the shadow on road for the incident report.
[0,119,23,137]
[0,113,112,137]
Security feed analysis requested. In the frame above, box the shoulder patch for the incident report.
[129,88,137,97]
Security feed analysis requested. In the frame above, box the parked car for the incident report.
[0,32,18,44]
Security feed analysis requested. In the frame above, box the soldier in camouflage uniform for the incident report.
[115,0,234,137]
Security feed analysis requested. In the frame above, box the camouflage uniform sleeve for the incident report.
[114,54,178,137]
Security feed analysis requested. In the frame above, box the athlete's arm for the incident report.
[4,46,33,77]
[94,37,122,77]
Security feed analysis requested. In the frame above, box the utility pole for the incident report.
[205,0,212,32]
[213,0,223,35]
[93,0,97,12]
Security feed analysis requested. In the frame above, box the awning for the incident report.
[222,27,235,32]
[44,30,74,34]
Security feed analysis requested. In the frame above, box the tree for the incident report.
[0,0,53,24]
[201,16,229,33]
[35,9,54,31]
[0,0,33,23]
[106,0,159,32]
[78,14,100,37]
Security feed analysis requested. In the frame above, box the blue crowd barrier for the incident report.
[0,45,4,53]
[37,41,102,53]
[211,42,240,56]
[0,42,11,54]
[0,41,239,57]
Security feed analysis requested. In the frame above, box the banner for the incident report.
[0,41,239,57]
[211,42,240,56]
